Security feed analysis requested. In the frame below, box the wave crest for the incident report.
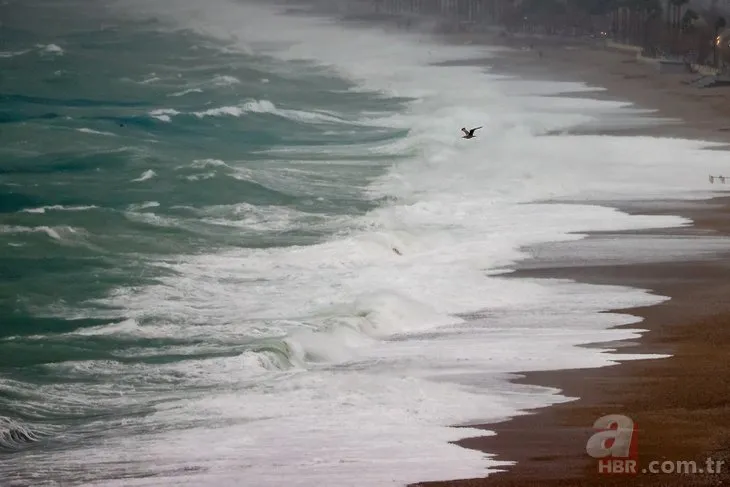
[0,417,42,452]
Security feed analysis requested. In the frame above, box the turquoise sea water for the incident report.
[2,0,409,464]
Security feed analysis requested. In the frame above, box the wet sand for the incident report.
[412,34,730,487]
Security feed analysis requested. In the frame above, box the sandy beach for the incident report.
[411,34,730,487]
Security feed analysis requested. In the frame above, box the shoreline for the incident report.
[412,197,730,486]
[410,30,730,487]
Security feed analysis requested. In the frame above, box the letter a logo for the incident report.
[586,414,636,459]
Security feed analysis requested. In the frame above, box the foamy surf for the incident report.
[212,74,240,86]
[149,108,180,122]
[20,205,98,214]
[193,99,348,124]
[168,87,204,97]
[0,49,29,58]
[0,224,82,241]
[77,127,117,136]
[37,43,64,55]
[127,201,160,211]
[132,169,157,182]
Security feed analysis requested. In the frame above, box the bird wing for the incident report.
[470,126,483,134]
[461,128,469,136]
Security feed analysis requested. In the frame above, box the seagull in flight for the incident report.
[461,126,482,139]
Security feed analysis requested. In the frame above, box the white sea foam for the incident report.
[37,43,64,55]
[166,75,237,98]
[25,0,730,486]
[190,158,229,168]
[70,318,141,336]
[123,211,179,228]
[0,225,81,241]
[192,98,345,123]
[139,73,160,84]
[195,202,348,233]
[150,100,345,124]
[132,169,157,182]
[149,108,180,122]
[168,87,204,97]
[212,74,240,86]
[77,127,117,136]
[20,205,97,214]
[0,49,29,58]
[127,201,160,211]
[184,172,216,181]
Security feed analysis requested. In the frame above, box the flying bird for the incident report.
[461,126,482,139]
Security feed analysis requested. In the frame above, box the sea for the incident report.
[2,0,730,486]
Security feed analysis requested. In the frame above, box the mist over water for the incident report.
[2,0,729,485]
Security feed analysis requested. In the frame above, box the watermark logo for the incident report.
[586,414,638,474]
